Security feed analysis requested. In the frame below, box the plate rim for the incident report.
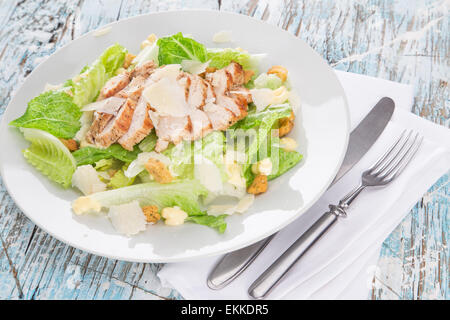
[0,9,350,263]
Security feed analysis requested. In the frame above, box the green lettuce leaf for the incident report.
[9,91,82,139]
[10,44,127,140]
[163,141,195,178]
[73,178,228,232]
[72,43,127,107]
[186,214,228,234]
[79,179,207,215]
[233,104,292,131]
[268,148,303,181]
[157,32,207,65]
[207,48,260,71]
[254,73,283,89]
[265,136,303,180]
[194,131,227,181]
[21,128,77,188]
[138,131,158,152]
[109,168,135,189]
[133,43,159,67]
[73,144,139,166]
[94,158,114,171]
[230,104,293,181]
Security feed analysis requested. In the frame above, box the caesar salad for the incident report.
[10,32,302,236]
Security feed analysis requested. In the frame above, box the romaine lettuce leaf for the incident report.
[133,42,159,67]
[138,131,158,152]
[72,43,127,107]
[207,48,261,71]
[157,32,207,65]
[73,144,139,166]
[109,168,135,189]
[99,43,128,76]
[10,44,127,140]
[94,158,115,171]
[195,132,225,167]
[186,214,227,234]
[254,73,283,90]
[233,104,292,131]
[231,104,293,180]
[268,148,303,181]
[163,141,195,178]
[193,131,229,185]
[77,179,207,215]
[21,128,77,188]
[9,91,82,139]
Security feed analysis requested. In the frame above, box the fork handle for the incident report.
[248,209,341,299]
[248,184,366,299]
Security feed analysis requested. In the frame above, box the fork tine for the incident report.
[371,130,413,175]
[383,135,423,182]
[377,132,419,177]
[368,129,407,173]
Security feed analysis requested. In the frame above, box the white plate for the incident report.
[0,10,349,263]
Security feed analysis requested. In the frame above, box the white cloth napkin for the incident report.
[158,71,450,300]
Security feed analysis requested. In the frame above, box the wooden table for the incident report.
[0,0,448,300]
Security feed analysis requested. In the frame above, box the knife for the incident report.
[207,97,395,291]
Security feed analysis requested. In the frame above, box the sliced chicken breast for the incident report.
[85,73,130,143]
[93,75,148,148]
[202,62,248,130]
[85,113,114,144]
[202,102,236,131]
[118,97,153,151]
[87,61,250,152]
[95,98,137,148]
[97,72,131,101]
[131,61,155,78]
[115,75,147,101]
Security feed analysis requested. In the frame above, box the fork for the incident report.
[248,130,423,299]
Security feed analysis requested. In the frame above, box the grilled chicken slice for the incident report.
[85,73,131,143]
[85,113,114,144]
[87,61,250,152]
[202,62,248,129]
[185,74,212,139]
[97,72,131,101]
[189,109,212,140]
[131,61,156,78]
[118,97,153,151]
[202,102,236,131]
[94,75,148,148]
[95,98,137,148]
[149,63,249,151]
[115,75,147,101]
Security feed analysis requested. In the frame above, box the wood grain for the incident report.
[0,0,448,300]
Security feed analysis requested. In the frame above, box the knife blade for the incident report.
[207,97,395,290]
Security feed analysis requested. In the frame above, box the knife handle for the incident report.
[248,209,341,299]
[207,235,275,289]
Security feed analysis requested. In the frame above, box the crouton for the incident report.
[59,138,78,151]
[142,205,161,224]
[278,111,295,137]
[247,174,268,195]
[144,158,173,184]
[267,65,288,82]
[123,53,136,69]
[244,70,254,84]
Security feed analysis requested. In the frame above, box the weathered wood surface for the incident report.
[0,0,448,300]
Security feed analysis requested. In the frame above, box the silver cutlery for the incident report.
[248,130,423,299]
[208,97,396,290]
